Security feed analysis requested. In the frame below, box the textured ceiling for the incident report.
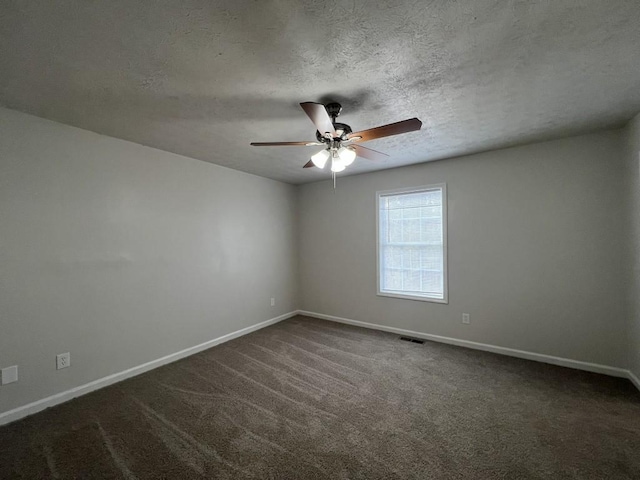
[1,1,640,184]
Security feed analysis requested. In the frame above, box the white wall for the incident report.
[0,107,298,414]
[624,113,640,381]
[298,131,627,368]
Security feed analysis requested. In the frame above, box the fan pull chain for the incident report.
[333,171,336,190]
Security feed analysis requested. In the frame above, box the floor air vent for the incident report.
[400,336,425,344]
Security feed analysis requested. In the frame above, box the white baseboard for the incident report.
[629,370,640,391]
[0,311,298,427]
[299,311,635,383]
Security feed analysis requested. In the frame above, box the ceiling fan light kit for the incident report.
[330,153,346,173]
[337,146,356,166]
[250,101,422,176]
[311,149,330,168]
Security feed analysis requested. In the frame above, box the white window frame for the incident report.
[376,183,448,304]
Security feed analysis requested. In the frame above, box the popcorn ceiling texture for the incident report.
[1,0,639,184]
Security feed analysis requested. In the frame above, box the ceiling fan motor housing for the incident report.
[314,102,351,143]
[316,122,352,143]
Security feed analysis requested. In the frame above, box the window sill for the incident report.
[377,291,448,304]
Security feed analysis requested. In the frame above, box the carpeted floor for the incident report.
[1,315,639,479]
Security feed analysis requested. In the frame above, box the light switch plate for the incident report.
[1,365,18,385]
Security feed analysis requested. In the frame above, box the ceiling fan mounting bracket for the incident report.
[325,102,343,120]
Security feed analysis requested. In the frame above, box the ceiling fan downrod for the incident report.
[325,102,343,123]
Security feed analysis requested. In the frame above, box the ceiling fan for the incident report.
[250,102,422,173]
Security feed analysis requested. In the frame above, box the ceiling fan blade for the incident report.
[250,141,322,146]
[303,160,315,168]
[300,102,336,138]
[352,145,389,161]
[348,118,422,142]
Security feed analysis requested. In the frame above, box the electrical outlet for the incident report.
[270,297,275,307]
[462,313,470,324]
[56,352,71,370]
[1,365,18,385]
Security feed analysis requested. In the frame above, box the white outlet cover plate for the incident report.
[56,353,71,370]
[1,365,18,385]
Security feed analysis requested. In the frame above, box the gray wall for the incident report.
[624,113,640,380]
[0,105,635,418]
[0,107,298,414]
[298,131,627,368]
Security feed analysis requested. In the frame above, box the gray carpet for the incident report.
[1,315,639,479]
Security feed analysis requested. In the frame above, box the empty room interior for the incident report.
[2,1,640,478]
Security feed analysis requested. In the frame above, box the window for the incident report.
[377,184,447,303]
